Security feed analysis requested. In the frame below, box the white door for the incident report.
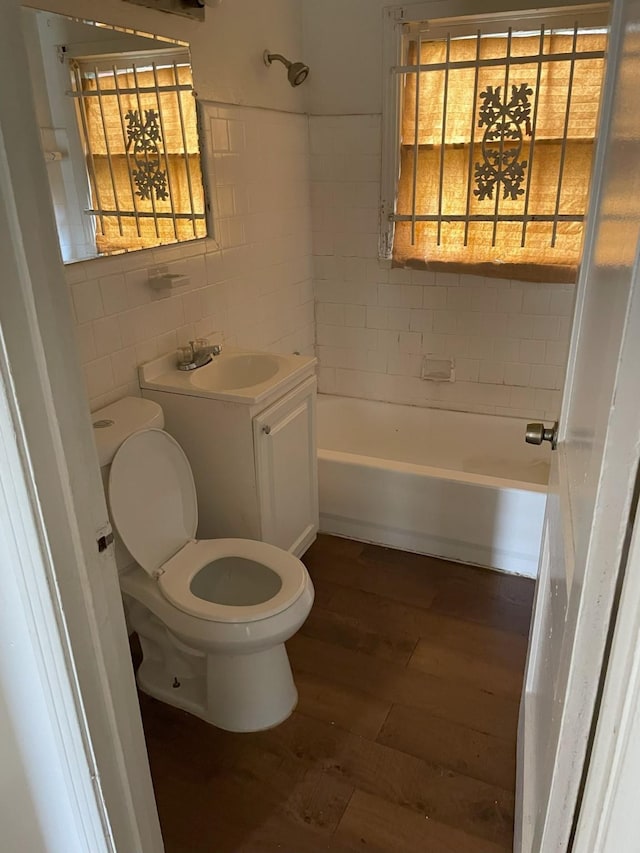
[516,1,640,850]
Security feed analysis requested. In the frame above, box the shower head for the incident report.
[263,50,310,87]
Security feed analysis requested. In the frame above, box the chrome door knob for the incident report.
[526,421,559,450]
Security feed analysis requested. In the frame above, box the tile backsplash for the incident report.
[310,114,573,420]
[67,103,313,411]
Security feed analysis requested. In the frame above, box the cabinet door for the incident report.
[253,377,318,556]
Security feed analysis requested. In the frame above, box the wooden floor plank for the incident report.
[301,602,419,665]
[360,542,535,610]
[430,576,533,636]
[288,633,520,742]
[335,789,510,853]
[294,670,393,739]
[408,637,525,698]
[240,709,515,847]
[323,581,529,676]
[378,703,516,790]
[304,540,438,611]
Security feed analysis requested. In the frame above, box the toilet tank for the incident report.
[92,395,164,466]
[92,396,164,574]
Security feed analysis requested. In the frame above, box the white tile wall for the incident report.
[67,103,314,411]
[310,114,574,420]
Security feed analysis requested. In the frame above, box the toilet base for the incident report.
[136,636,298,732]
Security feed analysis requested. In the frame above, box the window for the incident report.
[381,4,608,282]
[70,49,207,255]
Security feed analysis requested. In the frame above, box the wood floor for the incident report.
[137,534,535,853]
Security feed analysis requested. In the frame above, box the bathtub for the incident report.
[317,395,550,577]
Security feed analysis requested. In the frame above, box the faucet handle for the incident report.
[177,345,193,367]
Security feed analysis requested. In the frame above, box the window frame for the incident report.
[379,0,610,270]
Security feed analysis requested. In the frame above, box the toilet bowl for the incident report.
[93,397,314,732]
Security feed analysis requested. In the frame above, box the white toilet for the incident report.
[93,396,314,732]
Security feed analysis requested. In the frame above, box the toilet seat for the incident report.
[109,428,307,625]
[158,538,307,623]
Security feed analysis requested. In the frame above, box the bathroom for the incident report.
[3,0,640,852]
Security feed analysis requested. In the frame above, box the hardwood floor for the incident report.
[137,534,534,853]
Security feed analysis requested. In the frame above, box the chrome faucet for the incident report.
[177,339,222,371]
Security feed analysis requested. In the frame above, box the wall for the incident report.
[310,115,570,419]
[21,0,313,411]
[302,0,586,419]
[68,103,313,410]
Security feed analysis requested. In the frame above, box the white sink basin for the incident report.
[190,353,281,392]
[138,347,317,406]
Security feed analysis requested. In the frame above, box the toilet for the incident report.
[93,396,314,732]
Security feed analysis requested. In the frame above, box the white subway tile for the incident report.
[72,280,104,324]
[92,316,123,358]
[84,356,114,401]
[409,309,433,333]
[531,363,564,390]
[478,360,505,384]
[422,287,447,309]
[366,306,388,329]
[317,366,337,393]
[522,288,552,315]
[75,323,95,365]
[388,267,412,284]
[504,362,531,387]
[550,288,575,317]
[545,340,570,366]
[110,347,138,387]
[434,271,460,287]
[398,331,422,353]
[496,289,523,314]
[532,315,561,340]
[125,268,152,308]
[421,333,447,356]
[387,308,411,330]
[471,288,498,313]
[135,338,158,366]
[344,304,366,327]
[510,387,537,410]
[433,310,458,334]
[507,313,535,339]
[456,358,480,382]
[467,337,495,360]
[519,339,546,364]
[492,338,520,362]
[99,274,128,316]
[316,303,345,326]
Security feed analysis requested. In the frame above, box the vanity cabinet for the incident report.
[254,378,318,554]
[141,368,318,557]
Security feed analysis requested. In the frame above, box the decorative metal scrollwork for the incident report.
[474,83,533,202]
[125,109,168,201]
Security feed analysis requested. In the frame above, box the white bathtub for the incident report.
[317,395,550,577]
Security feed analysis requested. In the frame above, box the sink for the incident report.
[190,353,280,392]
[138,346,317,406]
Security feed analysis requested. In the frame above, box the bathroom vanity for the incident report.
[139,349,318,557]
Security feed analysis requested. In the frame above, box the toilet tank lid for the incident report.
[92,396,164,467]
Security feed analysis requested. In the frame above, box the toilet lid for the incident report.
[109,428,198,576]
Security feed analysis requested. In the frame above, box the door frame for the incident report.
[0,1,162,850]
[4,0,640,849]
